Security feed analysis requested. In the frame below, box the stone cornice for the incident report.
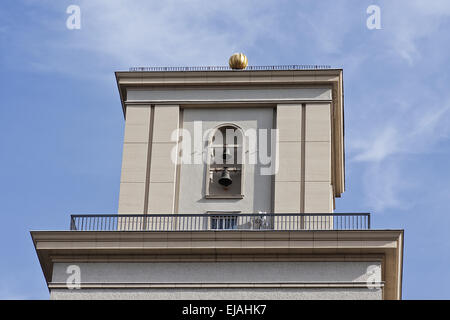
[31,229,403,299]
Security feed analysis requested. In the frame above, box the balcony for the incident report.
[70,213,370,231]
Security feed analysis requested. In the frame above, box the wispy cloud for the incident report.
[361,160,415,212]
[349,94,450,210]
[10,0,285,75]
[352,101,450,163]
[382,0,450,65]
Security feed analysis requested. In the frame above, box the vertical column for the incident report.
[274,104,302,230]
[118,106,152,215]
[304,103,333,217]
[147,105,180,214]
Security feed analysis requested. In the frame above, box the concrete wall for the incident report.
[50,261,382,300]
[51,288,381,300]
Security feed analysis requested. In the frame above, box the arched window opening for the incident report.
[205,124,244,198]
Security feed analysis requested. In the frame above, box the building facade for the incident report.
[31,63,403,300]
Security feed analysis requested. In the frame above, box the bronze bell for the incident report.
[218,167,232,187]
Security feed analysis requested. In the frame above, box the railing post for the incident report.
[70,216,76,230]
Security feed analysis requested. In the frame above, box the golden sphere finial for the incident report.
[229,53,248,70]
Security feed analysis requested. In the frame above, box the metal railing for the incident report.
[70,213,370,231]
[128,65,333,72]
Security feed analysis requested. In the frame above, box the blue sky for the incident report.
[1,0,450,299]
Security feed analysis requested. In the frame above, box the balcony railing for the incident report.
[128,65,333,72]
[70,213,370,231]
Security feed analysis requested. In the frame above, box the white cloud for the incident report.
[296,2,357,55]
[382,0,450,65]
[352,99,450,163]
[349,96,450,210]
[361,161,414,211]
[353,126,399,162]
[26,0,283,72]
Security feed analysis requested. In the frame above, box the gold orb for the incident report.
[229,53,248,69]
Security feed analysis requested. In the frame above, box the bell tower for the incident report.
[32,56,403,300]
[116,53,344,218]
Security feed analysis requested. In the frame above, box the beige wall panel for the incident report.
[274,181,301,213]
[304,142,331,182]
[118,182,146,214]
[123,106,151,143]
[148,143,177,183]
[304,182,333,213]
[305,103,331,142]
[119,106,152,212]
[277,104,302,142]
[147,182,176,213]
[146,105,179,214]
[120,143,148,183]
[275,142,302,182]
[303,104,333,213]
[152,105,179,143]
[274,104,303,214]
